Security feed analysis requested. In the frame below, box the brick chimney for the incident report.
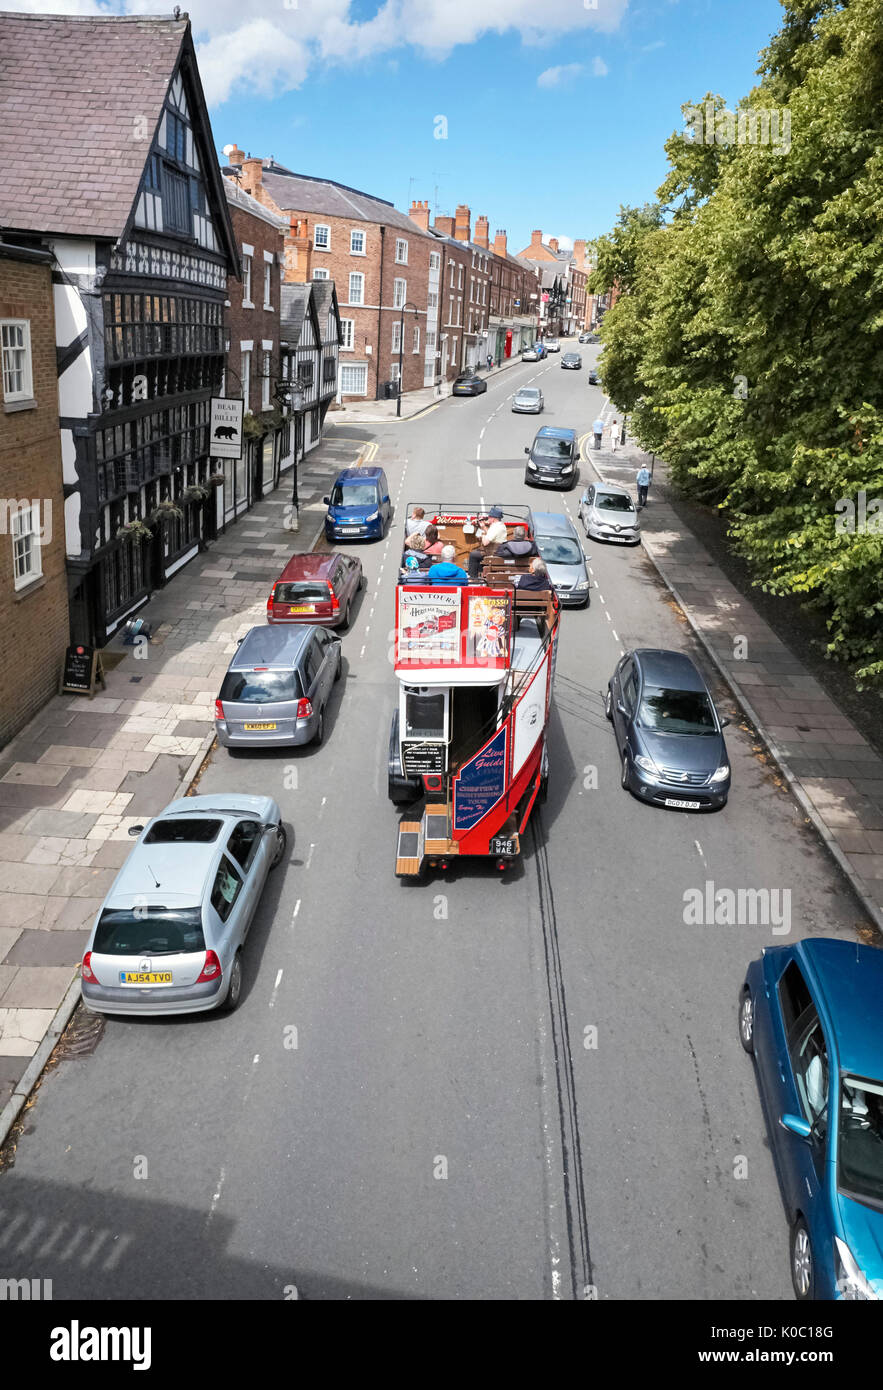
[409,199,431,232]
[573,238,586,268]
[454,204,471,242]
[225,143,245,168]
[493,229,507,258]
[434,214,455,237]
[474,215,489,249]
[287,215,312,283]
[549,237,559,254]
[529,229,544,252]
[240,156,264,198]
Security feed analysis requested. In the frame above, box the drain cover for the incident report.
[55,1005,105,1059]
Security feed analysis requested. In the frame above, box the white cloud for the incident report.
[537,63,583,89]
[551,234,574,252]
[592,56,608,77]
[641,40,666,53]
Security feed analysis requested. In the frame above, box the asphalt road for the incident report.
[0,346,865,1301]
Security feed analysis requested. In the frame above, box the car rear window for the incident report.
[519,389,540,399]
[94,906,205,956]
[144,819,222,844]
[275,581,331,603]
[536,536,582,565]
[219,669,304,703]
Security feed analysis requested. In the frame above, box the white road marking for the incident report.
[476,444,481,459]
[598,593,605,603]
[360,644,366,657]
[605,610,611,622]
[305,842,316,870]
[365,625,370,635]
[369,606,375,617]
[292,899,301,920]
[253,1055,260,1066]
[612,629,619,641]
[479,427,485,439]
[207,1167,227,1227]
[695,840,707,868]
[476,467,483,487]
[268,968,283,1009]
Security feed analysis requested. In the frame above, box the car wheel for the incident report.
[359,569,366,590]
[790,1218,815,1301]
[738,988,755,1054]
[605,686,613,721]
[313,708,325,746]
[222,952,243,1013]
[270,822,287,869]
[339,601,351,632]
[620,753,631,791]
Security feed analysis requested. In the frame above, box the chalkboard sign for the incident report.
[60,645,105,697]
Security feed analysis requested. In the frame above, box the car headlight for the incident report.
[574,580,591,590]
[365,510,379,522]
[634,755,657,775]
[709,765,730,783]
[834,1237,880,1300]
[527,461,538,471]
[560,462,573,472]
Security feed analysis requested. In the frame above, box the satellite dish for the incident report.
[222,143,235,156]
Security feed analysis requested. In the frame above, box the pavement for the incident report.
[586,419,883,935]
[328,351,526,423]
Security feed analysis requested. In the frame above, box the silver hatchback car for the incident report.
[216,623,342,749]
[512,386,544,414]
[80,793,286,1016]
[579,482,640,544]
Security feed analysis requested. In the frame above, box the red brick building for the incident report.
[226,149,433,401]
[0,244,69,745]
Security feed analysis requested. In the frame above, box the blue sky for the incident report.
[40,0,785,248]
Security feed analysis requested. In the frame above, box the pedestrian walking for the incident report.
[487,354,493,372]
[592,416,605,450]
[610,419,620,454]
[636,464,651,508]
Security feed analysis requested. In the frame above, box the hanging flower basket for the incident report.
[207,472,225,486]
[116,519,153,544]
[182,484,209,503]
[148,501,184,524]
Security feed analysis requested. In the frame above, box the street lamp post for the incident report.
[396,300,419,418]
[275,376,305,530]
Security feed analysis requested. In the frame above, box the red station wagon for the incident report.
[266,553,364,630]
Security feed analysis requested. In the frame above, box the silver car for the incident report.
[531,510,592,608]
[80,794,286,1016]
[512,386,544,414]
[544,338,560,353]
[521,346,539,362]
[579,482,640,544]
[216,623,342,749]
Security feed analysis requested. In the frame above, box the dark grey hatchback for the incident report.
[605,648,731,810]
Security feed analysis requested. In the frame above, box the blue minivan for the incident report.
[323,467,391,542]
[740,937,883,1301]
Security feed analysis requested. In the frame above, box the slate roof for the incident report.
[0,12,192,242]
[280,283,311,347]
[223,176,288,232]
[261,165,423,236]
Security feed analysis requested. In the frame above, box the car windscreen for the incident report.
[219,669,304,703]
[532,438,572,460]
[518,390,540,400]
[839,1075,883,1208]
[536,536,582,565]
[144,819,222,844]
[638,684,717,735]
[94,906,205,956]
[597,493,636,512]
[275,581,331,603]
[330,484,378,506]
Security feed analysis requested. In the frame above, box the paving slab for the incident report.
[5,929,89,967]
[0,1006,59,1054]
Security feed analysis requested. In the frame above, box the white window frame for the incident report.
[348,272,364,306]
[395,238,408,264]
[263,261,273,309]
[241,248,253,307]
[458,265,464,290]
[339,318,355,350]
[393,278,406,309]
[241,349,252,409]
[262,349,271,411]
[312,268,330,280]
[12,503,42,590]
[429,252,440,270]
[314,224,331,250]
[339,363,368,397]
[350,229,366,256]
[427,292,438,309]
[1,319,33,403]
[412,325,420,354]
[391,321,402,354]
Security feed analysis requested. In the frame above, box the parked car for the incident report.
[531,510,591,607]
[588,369,600,385]
[544,338,560,353]
[80,793,286,1016]
[740,937,883,1301]
[267,553,364,629]
[561,352,582,370]
[585,333,600,344]
[534,342,547,359]
[578,331,592,344]
[323,466,391,542]
[606,648,731,809]
[524,426,579,490]
[579,483,640,544]
[521,345,540,362]
[512,386,544,414]
[215,623,342,750]
[452,371,488,397]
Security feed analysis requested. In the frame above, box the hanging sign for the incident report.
[210,397,244,459]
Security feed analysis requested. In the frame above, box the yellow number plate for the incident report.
[244,722,277,731]
[120,971,173,985]
[288,605,313,613]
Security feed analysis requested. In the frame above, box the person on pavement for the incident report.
[405,506,429,537]
[487,354,493,372]
[610,419,620,454]
[496,525,539,560]
[593,417,605,450]
[636,464,651,508]
[516,558,553,591]
[427,544,468,584]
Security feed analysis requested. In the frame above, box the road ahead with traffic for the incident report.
[0,345,864,1300]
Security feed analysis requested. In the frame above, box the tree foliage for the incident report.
[596,0,883,685]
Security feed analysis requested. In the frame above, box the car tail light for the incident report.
[329,590,340,612]
[215,698,225,721]
[81,950,97,983]
[267,584,277,614]
[196,950,222,984]
[296,698,313,720]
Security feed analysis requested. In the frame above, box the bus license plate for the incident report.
[490,837,517,857]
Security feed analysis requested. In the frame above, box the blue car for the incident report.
[323,466,391,542]
[740,937,883,1300]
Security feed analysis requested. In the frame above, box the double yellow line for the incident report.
[355,440,379,467]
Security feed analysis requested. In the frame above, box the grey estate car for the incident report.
[531,510,592,607]
[215,623,342,749]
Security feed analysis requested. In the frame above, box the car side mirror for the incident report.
[128,824,145,837]
[323,496,330,505]
[780,1113,812,1140]
[524,447,530,455]
[720,717,730,728]
[617,702,627,716]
